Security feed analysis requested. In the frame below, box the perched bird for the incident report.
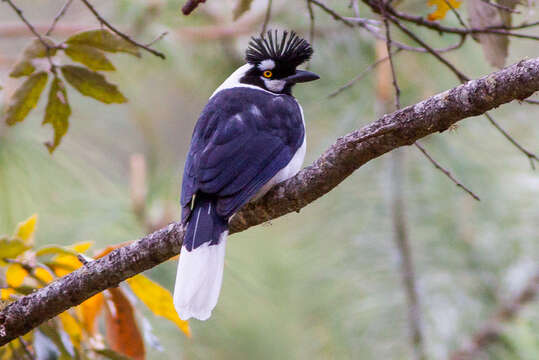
[174,30,319,320]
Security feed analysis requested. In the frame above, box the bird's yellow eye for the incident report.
[263,70,272,78]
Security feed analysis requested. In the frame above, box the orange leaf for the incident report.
[105,288,145,360]
[79,292,105,335]
[95,241,132,259]
[6,263,29,288]
[427,0,462,21]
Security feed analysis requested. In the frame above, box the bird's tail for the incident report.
[173,195,228,321]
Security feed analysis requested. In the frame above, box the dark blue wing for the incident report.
[181,87,304,221]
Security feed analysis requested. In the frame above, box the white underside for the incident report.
[173,232,228,321]
[254,103,306,200]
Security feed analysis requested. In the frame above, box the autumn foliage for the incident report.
[0,215,189,360]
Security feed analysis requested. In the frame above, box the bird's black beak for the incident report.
[283,70,320,84]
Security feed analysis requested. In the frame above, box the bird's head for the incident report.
[240,30,319,95]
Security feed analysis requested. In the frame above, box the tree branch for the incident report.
[1,58,539,345]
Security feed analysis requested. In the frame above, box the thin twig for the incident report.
[145,31,168,47]
[442,0,468,29]
[328,48,402,98]
[79,0,166,59]
[450,270,539,360]
[3,0,56,72]
[415,142,481,200]
[309,0,355,27]
[46,0,74,36]
[312,1,465,54]
[384,3,539,40]
[380,11,400,109]
[384,11,538,170]
[306,0,315,45]
[387,15,468,82]
[480,0,521,14]
[18,337,34,360]
[378,5,427,359]
[484,113,538,170]
[351,0,360,17]
[261,0,273,36]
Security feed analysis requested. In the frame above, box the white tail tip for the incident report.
[173,232,227,321]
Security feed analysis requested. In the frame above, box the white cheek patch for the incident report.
[262,78,286,93]
[258,59,275,71]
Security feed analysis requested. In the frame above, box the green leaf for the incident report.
[0,237,30,262]
[66,29,140,57]
[65,44,115,71]
[61,65,127,104]
[233,0,253,20]
[3,72,48,125]
[92,349,133,360]
[43,77,71,153]
[9,38,57,78]
[9,61,36,78]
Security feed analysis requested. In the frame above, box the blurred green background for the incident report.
[1,0,538,359]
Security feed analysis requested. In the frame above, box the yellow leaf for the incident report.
[1,288,16,300]
[50,242,92,277]
[427,0,462,21]
[52,255,82,277]
[71,241,93,253]
[78,292,105,335]
[6,263,29,287]
[0,237,30,264]
[127,274,191,337]
[14,214,37,245]
[35,267,54,283]
[59,311,82,349]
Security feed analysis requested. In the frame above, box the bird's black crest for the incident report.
[245,30,313,68]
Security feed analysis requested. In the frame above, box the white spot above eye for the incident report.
[258,59,276,71]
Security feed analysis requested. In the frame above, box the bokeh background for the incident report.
[1,0,538,359]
